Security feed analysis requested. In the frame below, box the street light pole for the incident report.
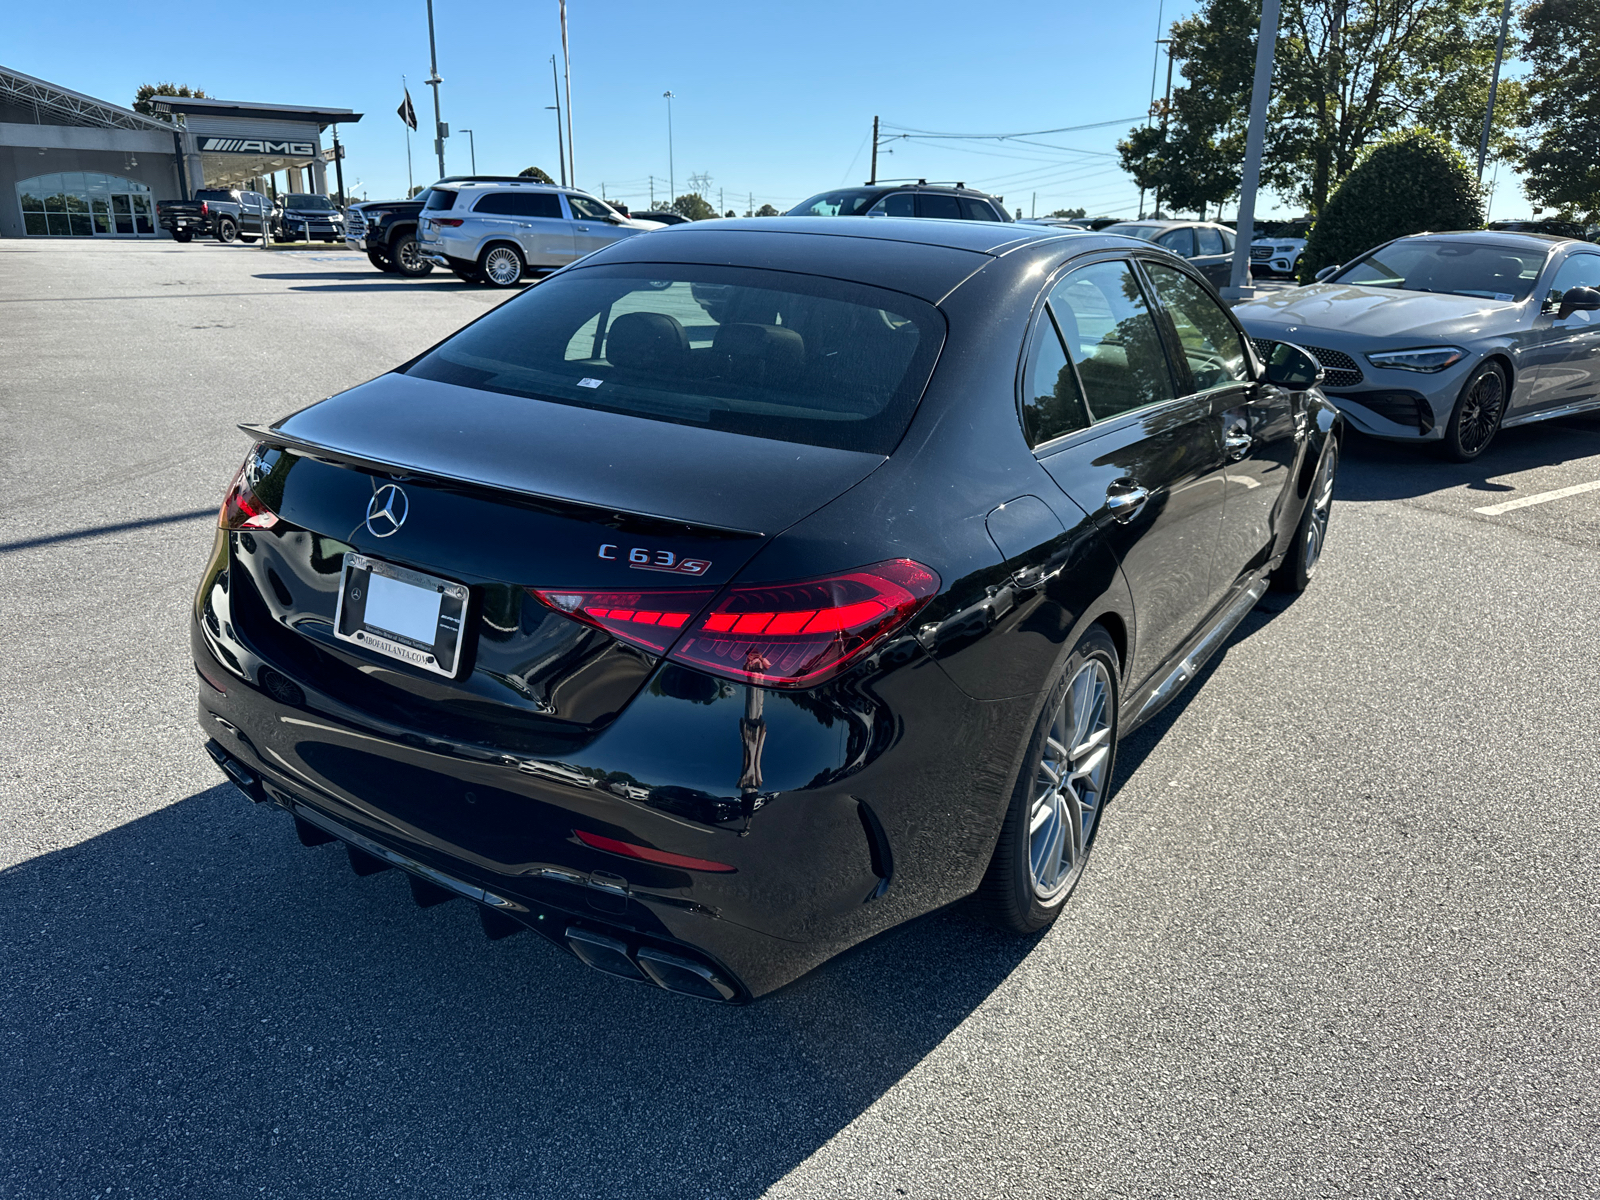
[548,56,566,186]
[1222,0,1281,300]
[663,91,676,202]
[424,0,446,179]
[1476,0,1514,184]
[559,0,575,186]
[461,128,475,174]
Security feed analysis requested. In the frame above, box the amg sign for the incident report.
[199,137,316,156]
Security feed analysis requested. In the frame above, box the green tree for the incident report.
[671,192,718,221]
[132,82,208,118]
[1298,127,1483,280]
[1047,207,1088,219]
[1516,0,1600,220]
[1126,0,1525,216]
[518,166,556,184]
[755,203,781,217]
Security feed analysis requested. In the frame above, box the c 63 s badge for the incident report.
[599,544,712,576]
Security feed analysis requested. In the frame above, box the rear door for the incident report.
[476,191,575,266]
[1031,256,1230,690]
[1143,258,1301,589]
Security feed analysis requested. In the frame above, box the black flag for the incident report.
[397,88,417,131]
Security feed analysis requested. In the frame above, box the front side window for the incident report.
[1144,263,1250,392]
[961,198,1001,222]
[1158,228,1196,257]
[1047,261,1176,421]
[788,189,881,216]
[1195,226,1226,256]
[566,194,615,221]
[1545,254,1600,304]
[1335,239,1548,301]
[405,264,945,453]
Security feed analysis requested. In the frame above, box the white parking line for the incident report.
[1474,479,1600,515]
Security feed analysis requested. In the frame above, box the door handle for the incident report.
[1104,481,1150,524]
[1224,429,1253,460]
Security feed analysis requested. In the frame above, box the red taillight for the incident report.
[436,218,464,227]
[218,448,279,531]
[667,560,939,687]
[573,829,736,872]
[530,559,939,688]
[528,587,717,653]
[200,201,208,215]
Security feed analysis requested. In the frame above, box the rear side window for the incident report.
[1048,261,1176,421]
[867,193,914,217]
[917,194,963,220]
[425,189,458,210]
[474,191,563,218]
[1021,310,1091,447]
[1158,228,1196,257]
[405,264,946,454]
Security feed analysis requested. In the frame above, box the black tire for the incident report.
[1272,437,1338,592]
[1440,361,1507,462]
[478,242,526,287]
[367,249,398,273]
[172,229,193,244]
[978,625,1120,934]
[390,233,434,277]
[215,217,238,244]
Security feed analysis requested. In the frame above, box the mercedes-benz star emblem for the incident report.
[365,485,409,538]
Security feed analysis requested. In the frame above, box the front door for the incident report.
[110,195,135,235]
[1516,251,1600,420]
[1032,257,1230,691]
[566,193,633,258]
[1143,259,1302,589]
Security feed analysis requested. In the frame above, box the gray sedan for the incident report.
[1235,231,1600,460]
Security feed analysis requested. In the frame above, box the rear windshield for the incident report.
[1335,239,1549,301]
[425,188,457,210]
[405,264,945,453]
[194,190,235,202]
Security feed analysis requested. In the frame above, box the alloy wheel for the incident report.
[396,238,426,274]
[483,246,522,286]
[1456,369,1505,456]
[1028,658,1113,900]
[1302,443,1338,577]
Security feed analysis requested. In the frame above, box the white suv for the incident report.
[416,181,666,287]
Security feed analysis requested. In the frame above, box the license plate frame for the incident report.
[333,553,471,679]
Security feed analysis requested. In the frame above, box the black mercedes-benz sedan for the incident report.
[193,218,1341,1002]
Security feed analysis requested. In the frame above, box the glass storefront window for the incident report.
[15,173,155,237]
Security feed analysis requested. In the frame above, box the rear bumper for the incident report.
[191,546,1025,997]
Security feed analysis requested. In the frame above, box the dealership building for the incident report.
[1,64,360,238]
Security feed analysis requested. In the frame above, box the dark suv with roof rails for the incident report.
[788,181,1012,222]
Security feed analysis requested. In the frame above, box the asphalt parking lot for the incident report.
[3,238,1598,1199]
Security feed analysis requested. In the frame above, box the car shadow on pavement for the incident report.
[1335,418,1600,504]
[0,783,1035,1199]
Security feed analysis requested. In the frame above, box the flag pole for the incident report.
[402,75,414,195]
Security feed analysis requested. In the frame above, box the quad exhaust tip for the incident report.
[564,927,737,1002]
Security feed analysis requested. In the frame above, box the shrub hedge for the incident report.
[1298,128,1484,282]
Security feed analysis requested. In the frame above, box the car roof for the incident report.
[1106,218,1228,229]
[809,182,1004,200]
[1399,229,1581,249]
[568,217,1147,302]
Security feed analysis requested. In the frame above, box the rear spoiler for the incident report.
[238,422,762,540]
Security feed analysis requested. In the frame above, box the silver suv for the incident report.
[416,181,666,287]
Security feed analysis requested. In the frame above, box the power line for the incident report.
[879,115,1145,139]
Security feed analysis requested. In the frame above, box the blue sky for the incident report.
[9,0,1528,219]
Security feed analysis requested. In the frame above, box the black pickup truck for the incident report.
[156,188,272,243]
[346,176,533,276]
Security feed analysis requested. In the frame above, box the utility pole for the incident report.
[331,123,346,205]
[461,128,475,174]
[719,187,724,214]
[649,176,655,209]
[663,92,676,201]
[1142,0,1167,218]
[424,0,446,179]
[870,115,879,184]
[560,0,575,186]
[1223,0,1281,299]
[548,56,566,186]
[1152,40,1173,218]
[1476,0,1514,183]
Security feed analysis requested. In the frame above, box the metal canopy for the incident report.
[152,96,362,130]
[0,64,174,132]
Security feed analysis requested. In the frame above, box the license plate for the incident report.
[333,553,470,678]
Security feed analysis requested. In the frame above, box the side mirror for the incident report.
[1556,286,1600,321]
[1314,264,1340,283]
[1260,340,1326,389]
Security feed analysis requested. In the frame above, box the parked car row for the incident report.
[157,188,347,245]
